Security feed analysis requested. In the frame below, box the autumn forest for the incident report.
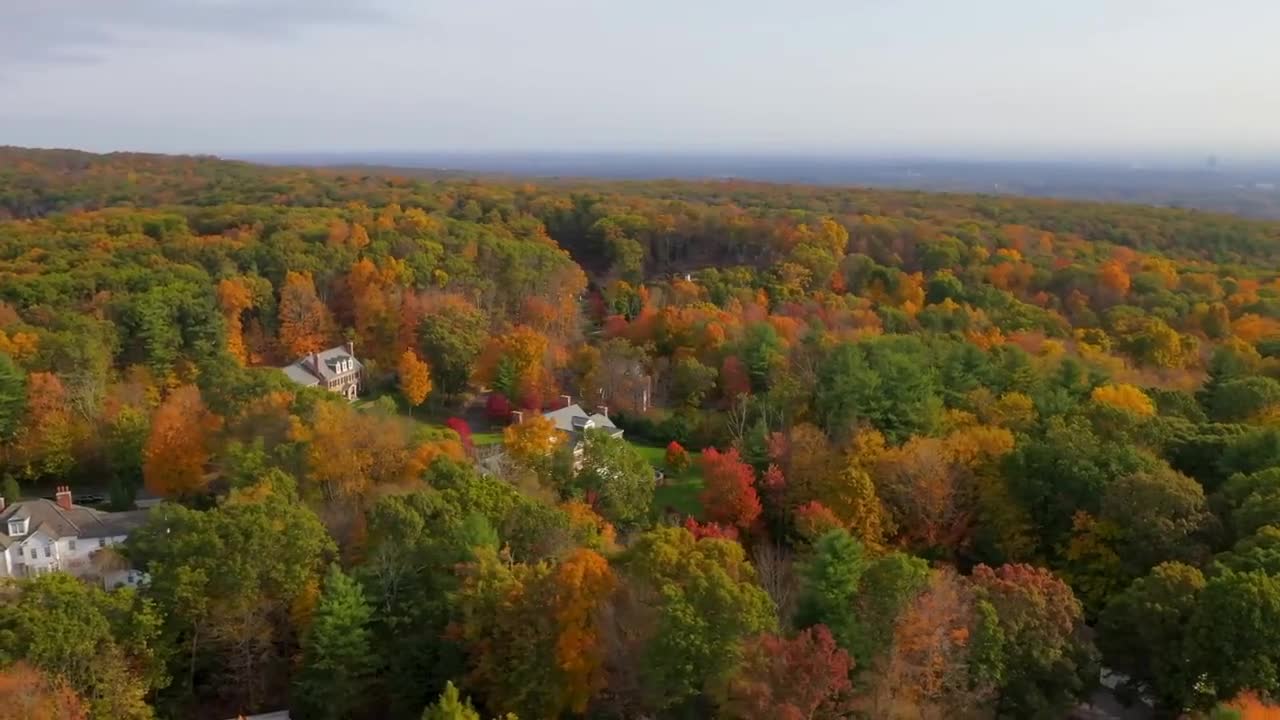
[2,146,1280,719]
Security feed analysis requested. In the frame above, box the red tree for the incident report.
[720,356,751,399]
[665,441,691,474]
[793,501,842,543]
[684,517,739,541]
[719,625,856,720]
[700,447,763,532]
[446,417,474,453]
[486,392,512,423]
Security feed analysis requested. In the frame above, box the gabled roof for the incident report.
[0,500,150,548]
[542,404,622,439]
[280,345,363,385]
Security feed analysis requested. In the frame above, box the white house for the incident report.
[0,486,150,589]
[280,341,364,400]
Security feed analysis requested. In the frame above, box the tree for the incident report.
[293,565,376,720]
[815,339,941,443]
[1099,466,1210,574]
[503,415,562,468]
[422,683,480,720]
[142,385,221,498]
[873,568,1001,718]
[1097,562,1206,712]
[795,529,928,664]
[1187,570,1280,708]
[669,355,718,409]
[624,528,776,710]
[0,662,88,720]
[11,372,75,481]
[418,298,487,398]
[278,271,333,357]
[398,349,433,414]
[664,441,691,474]
[717,626,856,720]
[1090,383,1155,416]
[127,491,334,712]
[972,563,1095,719]
[453,548,614,719]
[700,447,762,533]
[575,429,655,528]
[0,352,25,443]
[216,277,255,365]
[0,574,162,720]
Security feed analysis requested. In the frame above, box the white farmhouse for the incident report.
[0,486,150,589]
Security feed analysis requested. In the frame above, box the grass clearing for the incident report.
[630,442,705,518]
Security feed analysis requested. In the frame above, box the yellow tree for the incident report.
[503,415,562,466]
[397,349,432,415]
[216,277,254,365]
[1090,383,1155,416]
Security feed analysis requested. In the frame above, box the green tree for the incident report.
[0,573,164,720]
[105,405,150,509]
[1187,570,1280,707]
[418,303,487,399]
[1097,562,1206,712]
[795,529,928,664]
[127,487,334,713]
[815,339,941,443]
[1099,466,1210,574]
[623,527,776,710]
[973,563,1096,719]
[293,565,376,720]
[574,429,654,528]
[0,352,24,443]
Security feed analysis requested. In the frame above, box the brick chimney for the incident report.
[559,394,572,409]
[596,404,609,418]
[345,340,355,357]
[510,410,524,425]
[55,486,72,511]
[0,496,6,513]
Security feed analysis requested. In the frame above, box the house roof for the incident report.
[0,500,151,548]
[542,404,622,438]
[280,345,363,385]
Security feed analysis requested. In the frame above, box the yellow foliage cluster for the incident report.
[1090,383,1156,416]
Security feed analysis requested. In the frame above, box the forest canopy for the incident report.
[2,146,1280,719]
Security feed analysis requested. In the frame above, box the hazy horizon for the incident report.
[3,1,1279,160]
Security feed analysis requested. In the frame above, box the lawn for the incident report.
[631,443,705,518]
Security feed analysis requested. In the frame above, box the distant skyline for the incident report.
[2,1,1279,160]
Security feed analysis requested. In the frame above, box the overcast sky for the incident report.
[1,0,1277,159]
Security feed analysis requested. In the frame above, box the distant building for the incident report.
[0,486,150,589]
[280,341,364,400]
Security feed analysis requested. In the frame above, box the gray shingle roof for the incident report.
[0,500,150,548]
[541,404,622,441]
[280,345,363,385]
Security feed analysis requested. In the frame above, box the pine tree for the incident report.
[293,565,376,720]
[422,682,480,720]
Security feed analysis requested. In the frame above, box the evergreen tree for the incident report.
[293,565,376,720]
[0,353,25,442]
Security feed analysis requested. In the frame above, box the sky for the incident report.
[1,0,1278,159]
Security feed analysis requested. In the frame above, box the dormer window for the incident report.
[7,519,27,537]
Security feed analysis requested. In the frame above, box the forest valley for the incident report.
[3,146,1280,719]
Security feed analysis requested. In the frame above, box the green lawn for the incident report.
[631,443,705,518]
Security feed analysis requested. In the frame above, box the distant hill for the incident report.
[237,151,1280,220]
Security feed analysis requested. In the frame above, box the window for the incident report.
[28,548,36,560]
[68,539,76,552]
[7,519,26,536]
[98,538,106,549]
[43,545,52,558]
